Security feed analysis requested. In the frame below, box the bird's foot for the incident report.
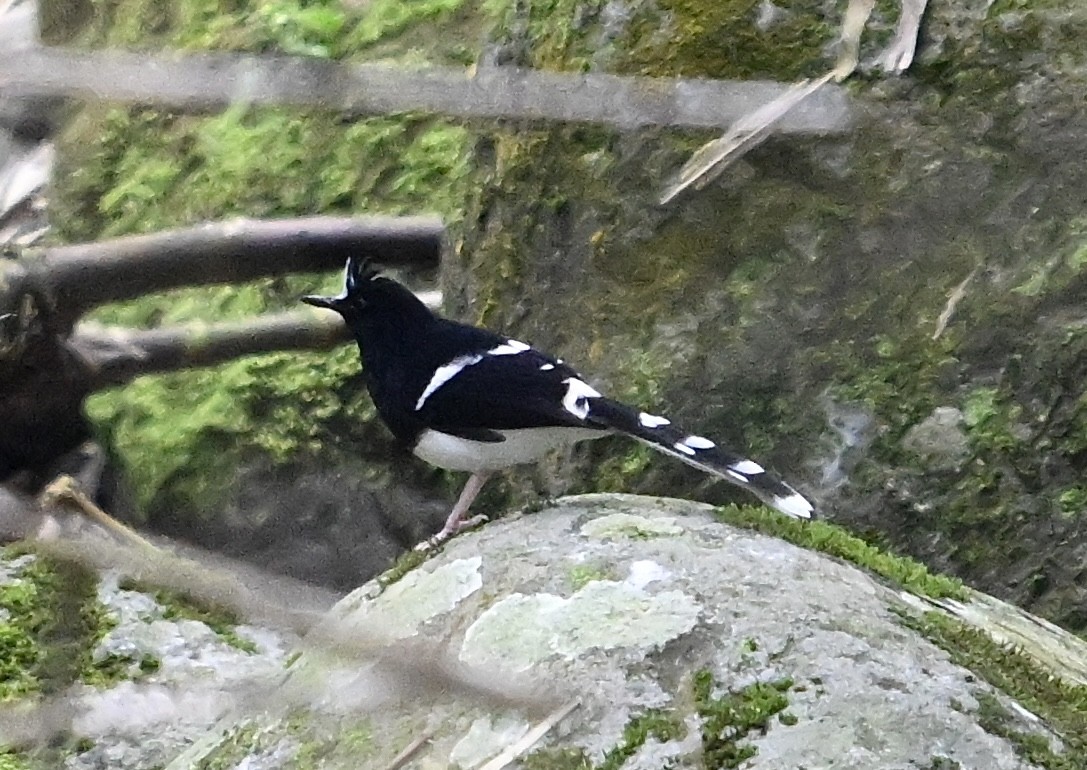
[412,514,489,552]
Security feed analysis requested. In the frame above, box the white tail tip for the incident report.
[772,493,814,519]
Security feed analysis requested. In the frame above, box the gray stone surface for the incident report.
[171,495,1076,769]
[0,553,296,770]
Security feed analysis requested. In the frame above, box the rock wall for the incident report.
[40,0,1087,628]
[447,0,1087,630]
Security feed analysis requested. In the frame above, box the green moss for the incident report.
[1057,486,1087,518]
[195,722,263,770]
[598,709,686,770]
[280,715,375,769]
[925,757,964,770]
[1008,227,1087,300]
[962,387,1023,455]
[568,564,611,590]
[201,714,375,770]
[58,108,473,241]
[899,611,1087,768]
[830,335,960,457]
[132,583,258,653]
[378,548,432,587]
[693,670,793,769]
[461,131,566,326]
[522,708,684,770]
[522,748,595,770]
[0,751,33,770]
[973,691,1074,770]
[79,0,480,63]
[483,0,612,72]
[346,0,463,48]
[0,551,144,701]
[715,505,968,600]
[0,573,39,700]
[620,0,834,80]
[592,444,656,495]
[86,343,377,513]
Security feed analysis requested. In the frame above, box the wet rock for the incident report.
[902,407,972,473]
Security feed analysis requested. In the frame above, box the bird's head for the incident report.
[302,257,433,328]
[301,257,383,320]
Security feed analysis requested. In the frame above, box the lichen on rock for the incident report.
[170,495,1087,770]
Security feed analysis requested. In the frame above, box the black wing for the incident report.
[415,344,598,434]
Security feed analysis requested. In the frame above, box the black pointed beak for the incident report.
[301,294,341,311]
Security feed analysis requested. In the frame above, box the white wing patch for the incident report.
[562,378,602,420]
[773,493,814,519]
[415,354,483,411]
[730,459,765,475]
[540,363,555,371]
[415,340,536,411]
[683,435,716,450]
[639,412,671,428]
[488,339,532,356]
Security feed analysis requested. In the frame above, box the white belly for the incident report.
[413,427,608,472]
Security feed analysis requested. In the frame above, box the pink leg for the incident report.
[415,472,492,551]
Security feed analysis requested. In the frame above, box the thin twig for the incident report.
[382,731,435,770]
[73,292,442,388]
[477,700,582,770]
[38,475,160,553]
[932,266,978,340]
[659,73,838,205]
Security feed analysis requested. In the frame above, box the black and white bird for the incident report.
[303,258,813,548]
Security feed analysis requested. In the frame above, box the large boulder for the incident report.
[161,495,1087,770]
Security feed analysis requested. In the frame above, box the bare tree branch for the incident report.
[1,215,443,323]
[74,313,348,388]
[0,46,853,134]
[75,290,441,389]
[0,215,441,485]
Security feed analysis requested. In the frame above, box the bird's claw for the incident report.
[412,514,489,552]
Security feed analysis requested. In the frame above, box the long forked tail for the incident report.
[585,398,813,519]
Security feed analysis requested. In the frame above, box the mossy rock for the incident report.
[167,496,1087,770]
[44,0,1087,632]
[449,0,1087,633]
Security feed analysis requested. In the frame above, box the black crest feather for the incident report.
[344,257,380,296]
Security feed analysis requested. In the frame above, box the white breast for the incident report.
[413,426,609,472]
